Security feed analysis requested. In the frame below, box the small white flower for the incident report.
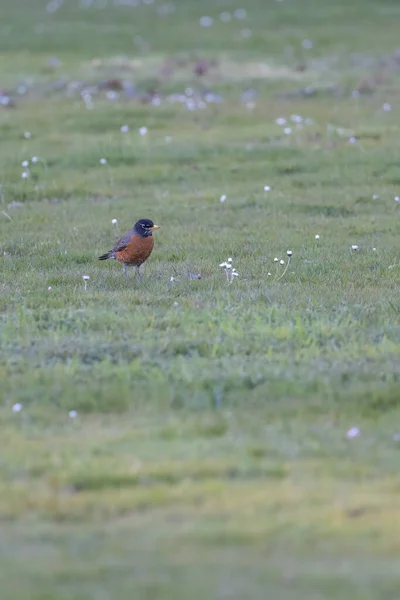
[280,259,285,265]
[348,136,356,144]
[120,125,129,133]
[264,185,271,191]
[234,8,247,19]
[291,114,303,123]
[170,276,175,282]
[32,156,39,163]
[267,272,271,276]
[69,410,78,419]
[48,286,52,291]
[315,234,320,240]
[302,39,313,49]
[382,103,391,111]
[82,275,90,280]
[246,100,255,111]
[372,194,379,199]
[232,271,239,277]
[241,28,252,39]
[372,247,377,251]
[200,16,213,27]
[219,262,228,268]
[173,301,179,307]
[276,117,286,125]
[227,257,233,263]
[99,158,107,164]
[346,426,360,439]
[220,194,227,202]
[139,126,148,136]
[12,403,23,413]
[274,257,278,262]
[351,245,359,251]
[112,218,118,225]
[395,196,400,202]
[283,127,292,135]
[226,264,232,269]
[287,250,293,257]
[21,160,29,167]
[220,11,231,22]
[24,131,31,139]
[21,171,29,179]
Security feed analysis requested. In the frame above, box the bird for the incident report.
[98,218,160,279]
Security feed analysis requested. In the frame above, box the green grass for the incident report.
[1,0,400,598]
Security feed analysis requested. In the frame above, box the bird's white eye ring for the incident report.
[141,223,147,228]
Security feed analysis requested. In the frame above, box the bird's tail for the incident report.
[98,251,112,260]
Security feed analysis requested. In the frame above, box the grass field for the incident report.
[1,0,400,598]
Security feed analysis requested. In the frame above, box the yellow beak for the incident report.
[150,225,160,230]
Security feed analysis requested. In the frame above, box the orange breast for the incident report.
[116,235,154,266]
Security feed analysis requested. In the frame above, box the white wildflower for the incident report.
[234,8,247,19]
[346,427,360,439]
[200,16,213,27]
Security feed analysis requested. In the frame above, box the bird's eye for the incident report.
[141,223,147,228]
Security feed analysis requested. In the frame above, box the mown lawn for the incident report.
[1,0,400,598]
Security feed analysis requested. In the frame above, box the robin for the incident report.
[98,218,160,278]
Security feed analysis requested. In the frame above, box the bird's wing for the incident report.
[113,230,134,252]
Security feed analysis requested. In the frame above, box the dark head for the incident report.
[133,218,160,238]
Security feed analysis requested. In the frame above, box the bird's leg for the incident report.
[135,265,142,281]
[122,264,128,279]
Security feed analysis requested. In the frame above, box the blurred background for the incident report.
[1,1,400,599]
